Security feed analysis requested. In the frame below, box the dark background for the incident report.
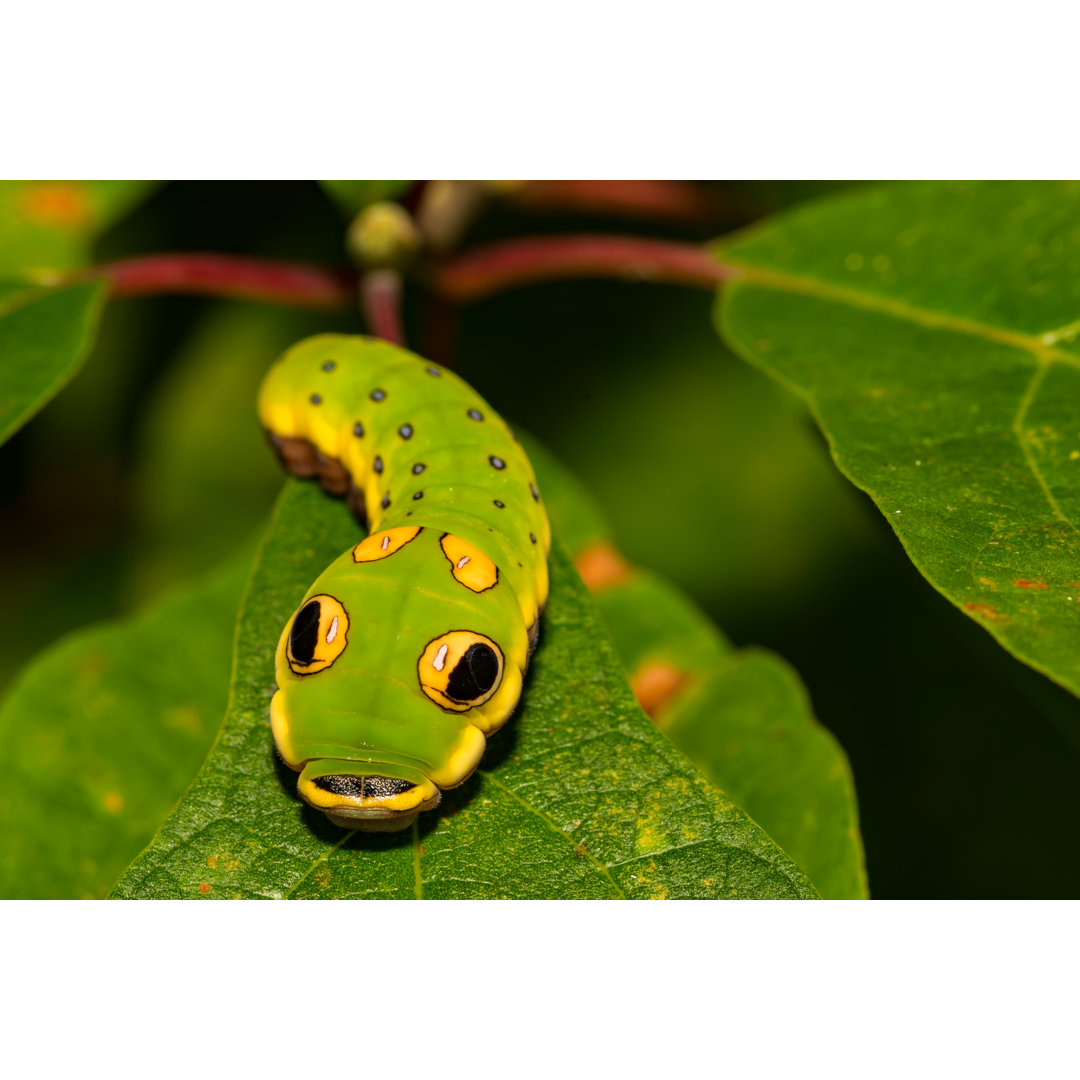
[4,180,1077,898]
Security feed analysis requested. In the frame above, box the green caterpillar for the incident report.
[258,335,550,831]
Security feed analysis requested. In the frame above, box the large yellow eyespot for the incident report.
[418,631,504,712]
[439,533,499,593]
[353,525,422,563]
[287,594,350,676]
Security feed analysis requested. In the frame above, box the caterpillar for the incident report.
[258,335,551,832]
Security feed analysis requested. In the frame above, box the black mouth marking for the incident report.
[313,775,417,799]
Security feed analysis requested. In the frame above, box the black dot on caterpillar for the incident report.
[490,455,506,470]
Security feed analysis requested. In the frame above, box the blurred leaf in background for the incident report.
[127,301,355,600]
[0,180,158,275]
[0,548,250,899]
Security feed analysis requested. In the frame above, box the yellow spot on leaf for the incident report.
[103,792,123,814]
[163,705,203,737]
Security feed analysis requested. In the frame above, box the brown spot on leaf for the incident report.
[198,883,211,895]
[102,792,123,814]
[207,856,218,868]
[574,542,634,592]
[630,662,687,719]
[1013,579,1049,589]
[965,603,1005,621]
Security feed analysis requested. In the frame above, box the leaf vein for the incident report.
[478,769,627,898]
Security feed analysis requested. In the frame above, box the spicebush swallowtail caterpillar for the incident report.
[259,335,551,831]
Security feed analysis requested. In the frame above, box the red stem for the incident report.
[432,234,741,302]
[360,269,406,346]
[79,253,355,308]
[510,180,734,226]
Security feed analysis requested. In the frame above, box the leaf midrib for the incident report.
[721,256,1080,368]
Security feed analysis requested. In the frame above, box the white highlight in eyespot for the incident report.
[326,616,339,644]
[381,535,390,551]
[457,556,471,569]
[433,644,449,671]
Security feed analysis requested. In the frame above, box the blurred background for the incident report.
[3,180,1079,898]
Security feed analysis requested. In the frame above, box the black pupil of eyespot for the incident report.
[446,642,499,701]
[290,600,321,665]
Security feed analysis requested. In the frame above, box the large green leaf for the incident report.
[0,551,249,899]
[0,282,106,447]
[718,181,1080,698]
[0,180,158,274]
[112,481,816,899]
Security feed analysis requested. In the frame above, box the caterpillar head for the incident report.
[270,528,528,831]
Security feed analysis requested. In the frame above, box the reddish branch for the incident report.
[432,235,741,302]
[359,270,406,346]
[74,233,740,325]
[509,180,731,226]
[79,253,355,309]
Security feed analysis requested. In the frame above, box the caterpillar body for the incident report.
[258,335,551,831]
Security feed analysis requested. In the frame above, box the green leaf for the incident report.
[112,481,817,899]
[319,180,412,216]
[718,180,1080,698]
[0,180,158,274]
[0,282,106,447]
[0,551,249,899]
[660,649,867,901]
[525,435,866,899]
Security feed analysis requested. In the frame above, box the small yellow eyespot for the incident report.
[353,525,423,563]
[418,631,504,712]
[439,533,499,593]
[287,594,350,676]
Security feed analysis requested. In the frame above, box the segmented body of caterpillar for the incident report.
[258,335,551,831]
